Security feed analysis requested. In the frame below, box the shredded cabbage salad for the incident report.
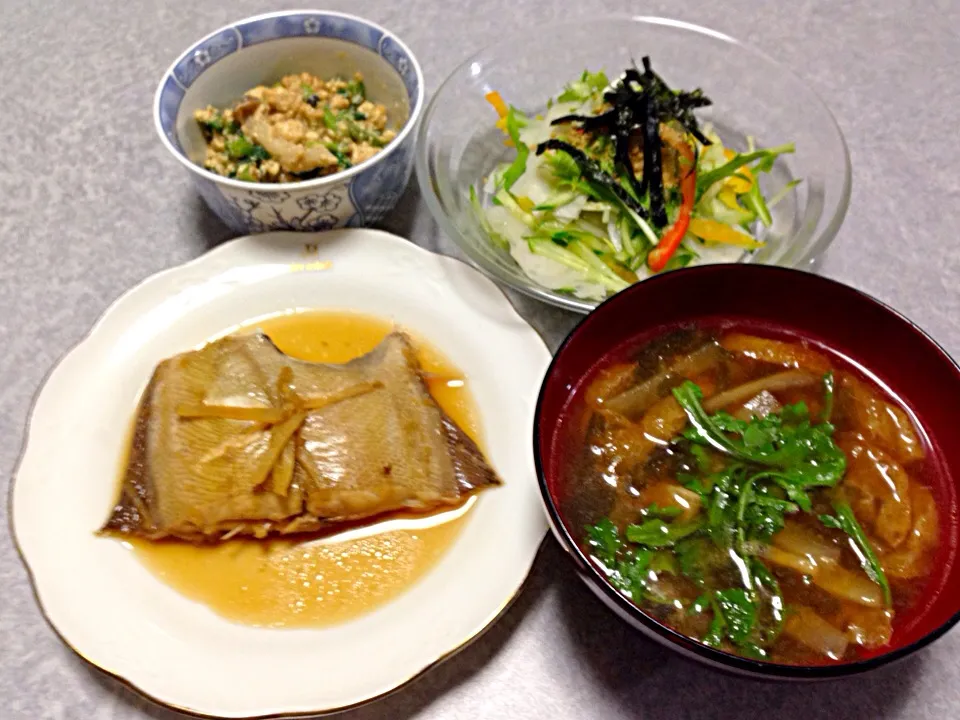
[471,60,799,301]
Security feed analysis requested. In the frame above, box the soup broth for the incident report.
[558,323,944,664]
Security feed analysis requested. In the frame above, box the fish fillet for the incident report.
[102,332,500,541]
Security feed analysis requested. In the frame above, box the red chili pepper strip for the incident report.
[647,139,696,272]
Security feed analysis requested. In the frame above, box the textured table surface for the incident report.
[2,1,959,718]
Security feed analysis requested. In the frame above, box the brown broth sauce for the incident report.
[120,310,481,628]
[557,320,954,664]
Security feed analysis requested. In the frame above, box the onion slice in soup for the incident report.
[815,562,885,608]
[640,482,702,522]
[604,343,726,418]
[762,545,883,608]
[784,607,850,660]
[702,371,818,413]
[772,523,842,564]
[761,546,819,575]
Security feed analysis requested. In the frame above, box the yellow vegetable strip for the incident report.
[718,189,743,211]
[486,91,510,133]
[515,196,536,212]
[723,149,754,193]
[688,217,765,249]
[485,91,508,118]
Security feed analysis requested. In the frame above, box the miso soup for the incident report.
[558,323,945,664]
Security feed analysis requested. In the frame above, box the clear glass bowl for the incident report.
[416,16,852,313]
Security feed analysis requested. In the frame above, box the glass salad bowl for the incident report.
[415,16,851,313]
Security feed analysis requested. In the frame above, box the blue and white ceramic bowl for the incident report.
[154,11,424,233]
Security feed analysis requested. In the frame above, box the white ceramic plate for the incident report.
[12,230,550,718]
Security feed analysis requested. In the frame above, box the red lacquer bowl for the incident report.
[534,264,960,679]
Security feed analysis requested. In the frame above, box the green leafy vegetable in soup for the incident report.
[562,326,940,664]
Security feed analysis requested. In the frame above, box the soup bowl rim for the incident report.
[533,263,960,679]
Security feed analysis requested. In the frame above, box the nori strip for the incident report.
[644,111,667,227]
[548,57,711,230]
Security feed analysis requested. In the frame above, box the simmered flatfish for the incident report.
[103,332,500,541]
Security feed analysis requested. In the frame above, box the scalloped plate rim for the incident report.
[11,229,551,718]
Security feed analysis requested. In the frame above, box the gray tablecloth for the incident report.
[3,1,958,718]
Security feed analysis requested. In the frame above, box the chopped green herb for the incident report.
[675,537,712,587]
[688,593,712,615]
[345,119,384,147]
[586,518,620,566]
[248,144,270,161]
[225,135,255,160]
[643,502,684,520]
[821,371,836,423]
[673,381,846,511]
[650,551,680,575]
[625,518,704,547]
[345,78,366,104]
[751,559,786,644]
[557,69,609,103]
[713,588,756,645]
[201,112,224,133]
[327,145,352,168]
[584,519,665,603]
[323,108,338,130]
[703,601,726,647]
[820,502,892,607]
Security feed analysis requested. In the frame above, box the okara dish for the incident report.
[558,325,937,664]
[475,58,796,300]
[154,11,425,233]
[195,72,396,183]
